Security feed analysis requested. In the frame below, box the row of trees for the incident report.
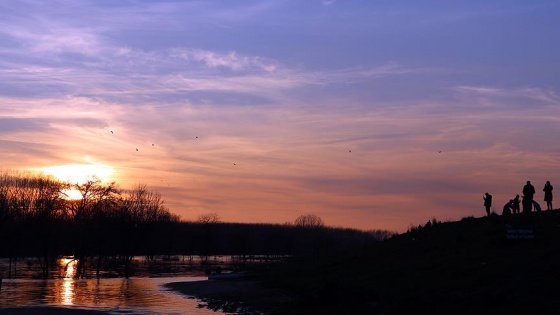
[0,172,392,279]
[187,215,392,260]
[0,171,178,278]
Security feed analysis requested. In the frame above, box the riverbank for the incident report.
[166,278,296,315]
[168,211,560,314]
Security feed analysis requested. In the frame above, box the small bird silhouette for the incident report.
[136,148,138,151]
[152,144,154,146]
[110,131,113,134]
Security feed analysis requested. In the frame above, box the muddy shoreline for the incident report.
[165,278,296,315]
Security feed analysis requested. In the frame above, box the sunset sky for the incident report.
[1,1,559,232]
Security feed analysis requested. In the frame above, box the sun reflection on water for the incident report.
[0,272,215,314]
[61,279,74,305]
[58,258,77,306]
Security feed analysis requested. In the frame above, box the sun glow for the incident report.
[42,162,114,184]
[40,161,115,199]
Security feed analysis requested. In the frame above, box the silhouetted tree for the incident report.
[198,212,220,224]
[0,171,66,278]
[295,213,324,228]
[197,213,220,263]
[67,177,119,278]
[30,174,67,278]
[118,184,174,277]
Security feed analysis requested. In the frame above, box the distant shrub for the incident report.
[294,213,324,228]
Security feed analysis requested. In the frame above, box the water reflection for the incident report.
[61,258,76,278]
[57,258,77,306]
[62,279,73,305]
[0,257,227,314]
[0,277,220,314]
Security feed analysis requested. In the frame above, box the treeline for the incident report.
[0,171,178,278]
[172,221,392,259]
[0,172,391,279]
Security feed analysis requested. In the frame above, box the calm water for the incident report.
[0,276,224,314]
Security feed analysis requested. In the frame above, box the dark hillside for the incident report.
[259,211,560,314]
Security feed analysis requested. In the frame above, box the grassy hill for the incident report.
[258,210,560,314]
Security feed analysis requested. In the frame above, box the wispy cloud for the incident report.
[0,33,414,104]
[8,27,103,55]
[453,85,560,105]
[207,1,281,22]
[171,48,278,72]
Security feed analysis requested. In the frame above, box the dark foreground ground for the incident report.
[4,211,560,315]
[170,210,560,315]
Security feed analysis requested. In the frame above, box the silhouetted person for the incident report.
[512,195,521,214]
[483,192,492,216]
[522,197,532,213]
[522,181,535,213]
[533,200,542,212]
[543,181,553,210]
[502,200,513,216]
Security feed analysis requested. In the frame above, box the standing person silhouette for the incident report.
[483,192,492,216]
[522,181,536,213]
[543,181,553,210]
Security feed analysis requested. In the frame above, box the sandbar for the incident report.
[165,279,295,314]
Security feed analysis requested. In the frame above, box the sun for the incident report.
[41,162,114,185]
[40,162,115,200]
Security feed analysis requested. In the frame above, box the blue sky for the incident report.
[1,0,559,231]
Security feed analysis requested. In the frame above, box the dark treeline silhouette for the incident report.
[0,171,179,279]
[0,172,390,279]
[172,221,390,263]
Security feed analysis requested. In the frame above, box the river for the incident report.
[0,257,230,314]
[0,276,224,314]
